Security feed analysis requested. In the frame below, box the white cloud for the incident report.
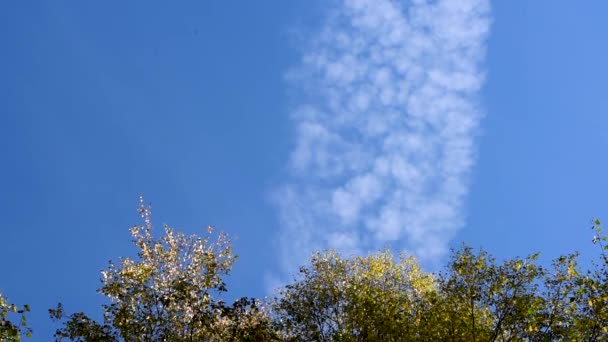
[272,0,491,280]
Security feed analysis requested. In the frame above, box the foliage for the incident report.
[50,197,276,341]
[274,249,435,341]
[274,220,608,341]
[0,291,31,341]
[44,204,608,341]
[570,219,608,340]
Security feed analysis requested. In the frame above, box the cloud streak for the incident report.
[274,0,491,277]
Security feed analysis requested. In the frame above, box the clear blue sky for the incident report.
[1,1,607,340]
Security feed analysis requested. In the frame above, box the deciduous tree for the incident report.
[274,249,435,341]
[50,197,276,341]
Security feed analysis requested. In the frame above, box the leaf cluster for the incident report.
[0,292,31,341]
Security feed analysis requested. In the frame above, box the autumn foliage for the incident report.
[3,200,608,341]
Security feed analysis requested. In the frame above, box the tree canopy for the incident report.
[273,220,608,341]
[49,197,276,342]
[4,198,606,341]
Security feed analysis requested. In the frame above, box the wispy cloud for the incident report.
[273,0,491,277]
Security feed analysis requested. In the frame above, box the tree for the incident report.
[50,197,276,341]
[568,219,608,340]
[272,239,608,341]
[274,249,435,341]
[432,246,552,341]
[0,291,31,341]
[47,201,608,341]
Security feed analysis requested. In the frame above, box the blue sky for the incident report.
[1,1,608,340]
